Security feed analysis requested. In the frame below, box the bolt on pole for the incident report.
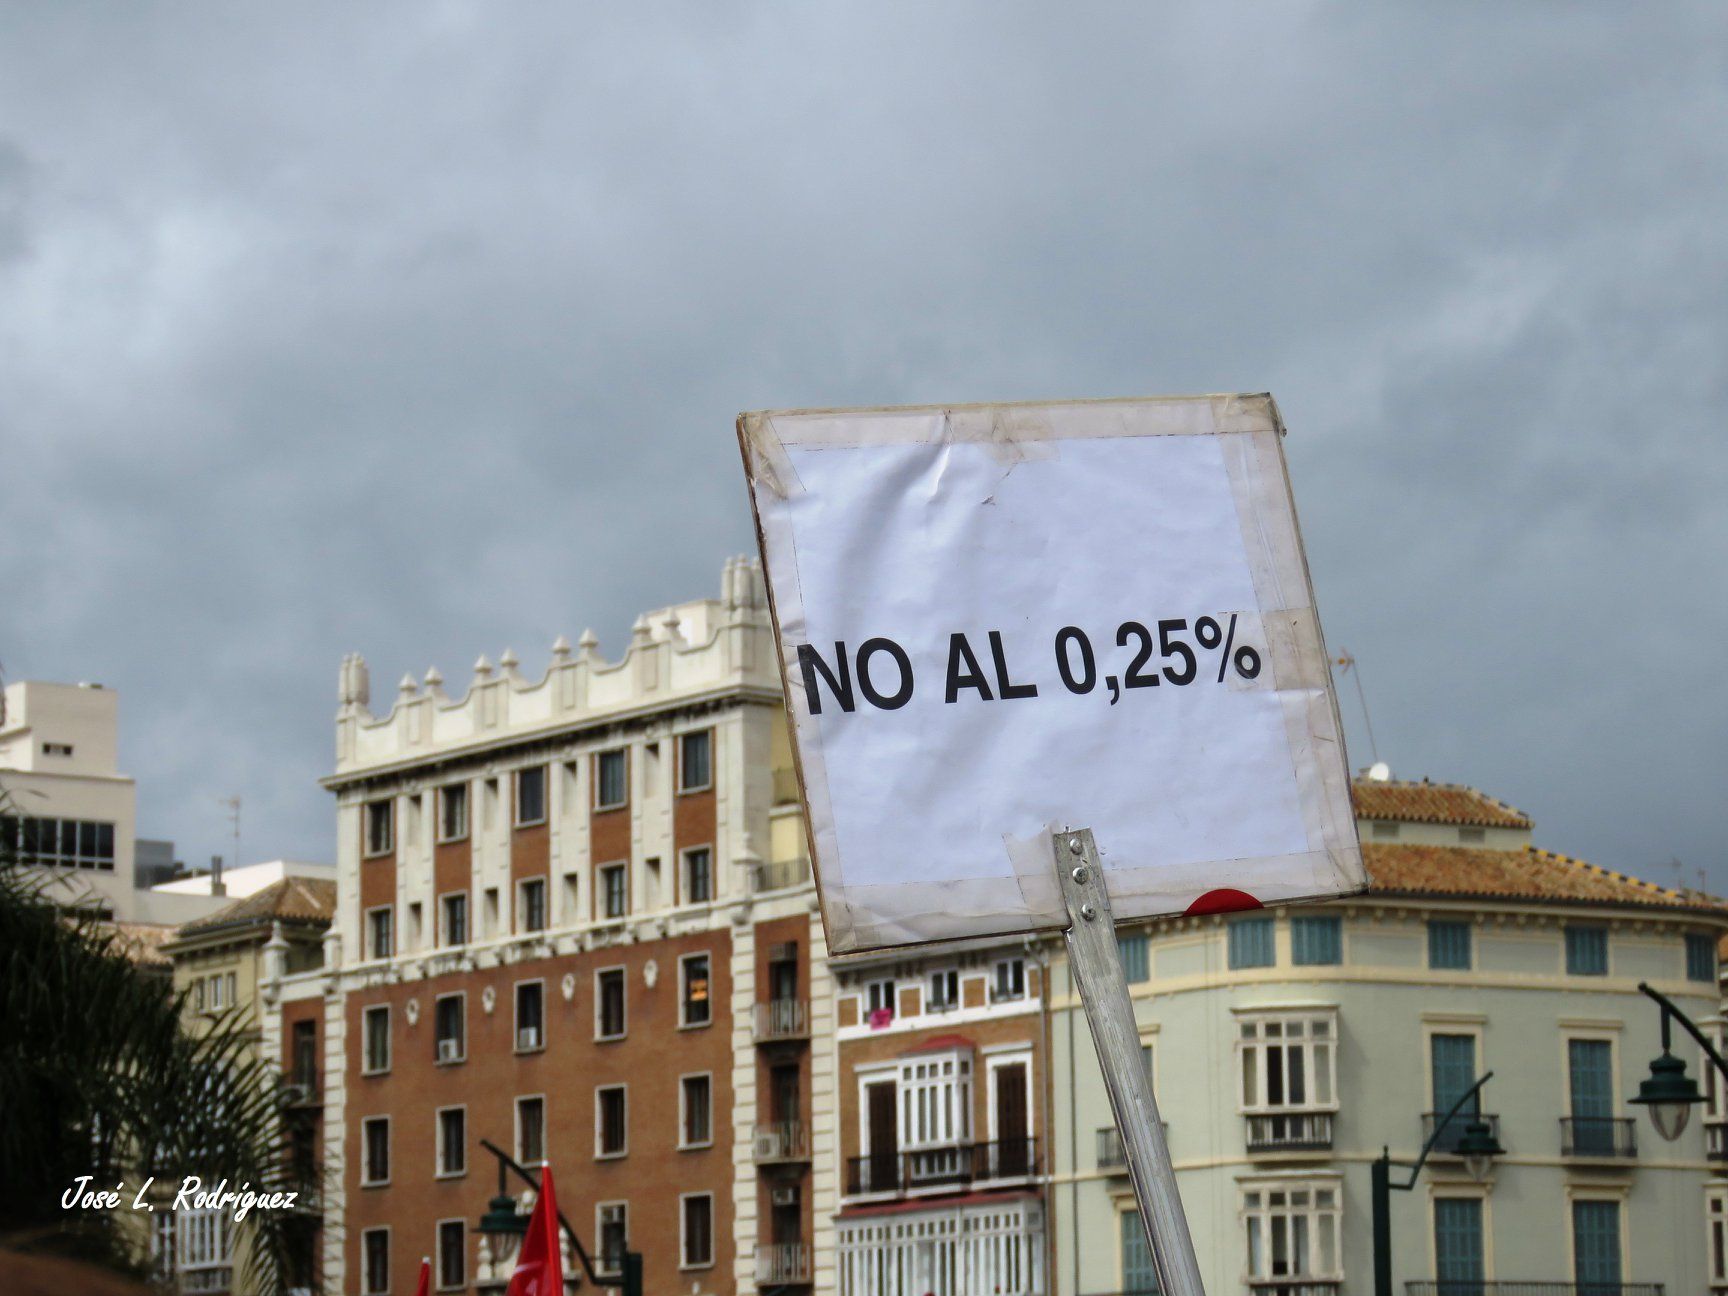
[1054,828,1207,1296]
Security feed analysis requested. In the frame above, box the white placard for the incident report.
[739,395,1364,953]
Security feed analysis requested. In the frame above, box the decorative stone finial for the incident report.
[551,634,572,662]
[499,647,519,672]
[662,612,682,642]
[473,654,494,678]
[339,653,371,707]
[398,673,418,698]
[424,665,444,690]
[577,628,599,656]
[630,614,653,647]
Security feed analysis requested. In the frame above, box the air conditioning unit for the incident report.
[279,1083,310,1106]
[517,1027,542,1050]
[437,1038,462,1063]
[771,1185,800,1207]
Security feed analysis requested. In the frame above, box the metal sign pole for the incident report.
[1054,828,1207,1296]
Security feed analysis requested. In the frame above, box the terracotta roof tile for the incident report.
[1352,779,1532,830]
[176,876,336,937]
[1362,842,1725,914]
[107,921,177,968]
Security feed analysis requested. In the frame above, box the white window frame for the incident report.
[680,844,714,905]
[515,1093,547,1168]
[1236,1008,1340,1113]
[927,968,959,1012]
[438,891,468,947]
[597,861,629,920]
[514,979,546,1053]
[434,991,466,1064]
[435,1216,466,1292]
[363,801,393,858]
[361,1226,391,1296]
[897,1049,973,1150]
[992,957,1027,1003]
[1706,1185,1728,1290]
[595,1084,628,1159]
[1240,1177,1343,1288]
[437,782,469,843]
[679,1071,714,1150]
[360,1115,390,1187]
[1702,1017,1728,1124]
[679,952,713,1029]
[365,906,393,960]
[866,978,897,1021]
[677,729,713,794]
[434,1104,467,1179]
[679,1191,715,1270]
[362,1004,391,1076]
[596,1202,628,1276]
[594,966,627,1041]
[515,765,548,827]
[594,748,628,811]
[518,876,548,933]
[984,1049,1035,1144]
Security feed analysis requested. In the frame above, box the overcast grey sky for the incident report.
[1,5,1723,891]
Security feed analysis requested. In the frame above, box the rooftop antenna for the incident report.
[220,794,241,884]
[1331,649,1380,766]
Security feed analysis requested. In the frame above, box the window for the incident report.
[993,958,1027,1002]
[1121,1209,1158,1295]
[598,1204,628,1275]
[1433,1197,1484,1293]
[866,979,896,1024]
[682,847,713,904]
[1688,933,1717,984]
[364,801,393,857]
[1430,1034,1478,1149]
[596,1085,627,1157]
[1119,932,1150,983]
[1566,926,1608,976]
[440,893,468,947]
[681,1074,712,1148]
[1567,1038,1616,1153]
[1708,1188,1728,1290]
[1371,821,1399,840]
[1242,1182,1340,1288]
[600,863,628,919]
[361,1117,390,1185]
[681,1193,714,1268]
[681,954,711,1027]
[437,783,468,841]
[1428,920,1472,971]
[0,816,117,870]
[484,887,499,937]
[516,765,547,826]
[517,1096,546,1167]
[519,878,547,933]
[596,749,627,810]
[437,1219,465,1291]
[679,731,712,793]
[366,907,394,959]
[1239,1012,1336,1111]
[898,1050,972,1149]
[1458,826,1486,844]
[1229,916,1275,969]
[434,994,465,1063]
[362,1228,390,1295]
[291,1020,317,1087]
[596,969,626,1039]
[408,901,424,950]
[1572,1200,1621,1290]
[1291,915,1342,966]
[928,969,959,1012]
[515,981,545,1051]
[42,741,73,757]
[1705,1020,1728,1122]
[436,1107,466,1176]
[363,1005,390,1075]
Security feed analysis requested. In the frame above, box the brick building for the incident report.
[303,558,837,1295]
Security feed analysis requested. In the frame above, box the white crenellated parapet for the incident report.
[333,558,779,775]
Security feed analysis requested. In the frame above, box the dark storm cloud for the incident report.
[1,4,1723,887]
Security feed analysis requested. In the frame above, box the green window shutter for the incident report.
[1229,917,1274,969]
[1572,1200,1621,1291]
[1291,915,1341,966]
[1428,920,1472,970]
[1568,1039,1615,1155]
[1434,1198,1484,1290]
[1119,932,1150,983]
[1121,1209,1159,1295]
[1431,1034,1477,1112]
[1566,926,1608,976]
[1687,933,1716,983]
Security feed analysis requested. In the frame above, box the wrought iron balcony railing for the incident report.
[1095,1125,1169,1171]
[1406,1283,1664,1296]
[757,1242,813,1285]
[753,858,812,893]
[844,1137,1040,1196]
[1245,1111,1334,1152]
[1247,1279,1342,1296]
[1422,1111,1501,1155]
[1559,1116,1636,1158]
[753,998,809,1043]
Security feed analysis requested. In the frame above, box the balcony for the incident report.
[753,1120,811,1163]
[1708,1120,1727,1160]
[1095,1126,1169,1171]
[845,1137,1039,1196]
[1245,1111,1334,1153]
[753,858,812,893]
[757,1242,813,1285]
[753,999,809,1043]
[1559,1117,1636,1159]
[1407,1284,1664,1296]
[180,1265,235,1294]
[1422,1112,1501,1156]
[280,1078,320,1109]
[1247,1281,1341,1296]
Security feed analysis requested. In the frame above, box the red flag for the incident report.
[506,1164,565,1296]
[413,1257,431,1296]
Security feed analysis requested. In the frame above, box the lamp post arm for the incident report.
[478,1137,606,1287]
[1394,1070,1495,1191]
[1639,982,1728,1086]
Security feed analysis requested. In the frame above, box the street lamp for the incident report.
[1630,982,1722,1144]
[1372,1071,1502,1296]
[474,1138,642,1296]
